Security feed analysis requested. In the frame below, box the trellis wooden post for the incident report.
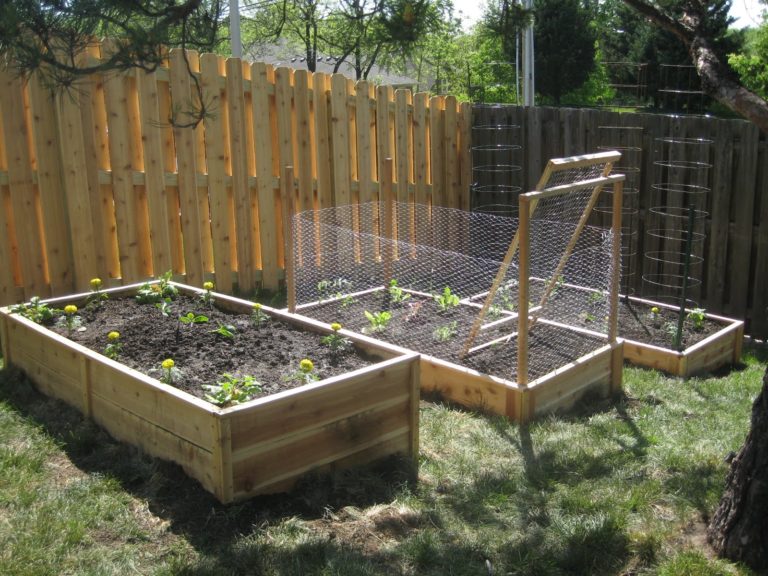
[281,166,296,313]
[517,195,531,390]
[382,158,395,285]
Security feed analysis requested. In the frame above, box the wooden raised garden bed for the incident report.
[619,295,744,377]
[295,285,623,423]
[0,282,420,503]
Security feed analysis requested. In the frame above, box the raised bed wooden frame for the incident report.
[620,295,744,377]
[293,285,624,424]
[0,282,420,503]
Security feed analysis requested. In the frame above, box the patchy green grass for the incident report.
[0,350,765,575]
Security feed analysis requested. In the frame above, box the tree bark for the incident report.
[707,365,768,571]
[621,0,768,135]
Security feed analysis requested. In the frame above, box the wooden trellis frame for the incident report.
[460,152,625,388]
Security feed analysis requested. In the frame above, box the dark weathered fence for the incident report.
[472,105,768,339]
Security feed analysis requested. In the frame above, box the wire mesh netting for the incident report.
[292,184,616,383]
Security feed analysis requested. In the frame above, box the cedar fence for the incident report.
[0,41,472,305]
[1,42,767,337]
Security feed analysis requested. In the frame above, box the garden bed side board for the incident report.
[621,295,744,377]
[0,283,420,504]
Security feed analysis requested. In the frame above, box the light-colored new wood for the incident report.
[1,283,419,503]
[281,166,297,312]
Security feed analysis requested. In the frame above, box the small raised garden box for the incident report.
[0,282,420,503]
[619,295,744,377]
[295,285,623,423]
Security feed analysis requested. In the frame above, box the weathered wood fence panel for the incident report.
[471,105,767,338]
[0,41,469,306]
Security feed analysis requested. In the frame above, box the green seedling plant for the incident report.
[434,286,460,312]
[212,323,236,339]
[203,373,261,406]
[11,296,57,324]
[687,307,706,331]
[284,358,320,385]
[317,277,352,302]
[487,304,503,319]
[200,281,215,306]
[388,279,410,304]
[664,321,679,343]
[433,321,458,342]
[251,302,269,326]
[104,331,122,360]
[321,322,351,353]
[363,310,391,333]
[86,277,108,308]
[579,311,596,324]
[136,271,179,304]
[156,298,173,318]
[179,311,209,326]
[589,291,606,305]
[551,274,565,296]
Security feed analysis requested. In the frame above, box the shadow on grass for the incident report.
[0,365,410,574]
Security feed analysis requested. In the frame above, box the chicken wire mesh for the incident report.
[291,161,619,384]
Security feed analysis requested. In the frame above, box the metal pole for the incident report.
[674,205,695,351]
[522,0,535,106]
[230,0,242,58]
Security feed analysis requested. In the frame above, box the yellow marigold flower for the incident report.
[107,331,120,341]
[253,302,262,310]
[151,284,162,292]
[64,304,77,315]
[90,278,102,290]
[162,359,175,370]
[330,322,342,332]
[299,358,314,373]
[651,306,660,314]
[203,281,214,291]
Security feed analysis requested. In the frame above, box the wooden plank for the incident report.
[169,48,205,285]
[200,53,234,294]
[314,73,333,210]
[376,85,393,201]
[252,62,280,292]
[228,357,414,449]
[90,393,218,496]
[102,64,152,282]
[88,360,218,450]
[136,67,174,276]
[623,339,684,375]
[458,101,472,212]
[529,345,613,416]
[28,73,73,295]
[704,119,732,309]
[0,312,10,363]
[227,56,256,293]
[356,81,375,206]
[56,88,100,288]
[726,121,759,319]
[413,93,429,208]
[294,71,314,215]
[331,74,351,206]
[0,100,17,304]
[419,355,508,415]
[750,141,768,339]
[274,67,294,272]
[232,401,410,495]
[395,89,412,204]
[684,322,743,375]
[281,166,296,312]
[444,96,459,210]
[429,96,445,206]
[212,417,233,503]
[0,70,47,297]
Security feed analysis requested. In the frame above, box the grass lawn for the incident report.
[1,349,766,576]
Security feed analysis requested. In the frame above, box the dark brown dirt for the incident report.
[303,290,604,381]
[617,298,723,350]
[49,294,377,402]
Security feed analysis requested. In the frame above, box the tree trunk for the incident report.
[707,365,768,571]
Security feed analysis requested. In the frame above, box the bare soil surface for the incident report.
[302,290,604,381]
[49,294,377,401]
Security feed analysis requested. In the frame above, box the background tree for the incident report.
[728,6,768,99]
[534,0,597,105]
[621,0,768,133]
[0,0,225,125]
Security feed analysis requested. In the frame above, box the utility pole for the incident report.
[522,0,534,106]
[230,0,242,58]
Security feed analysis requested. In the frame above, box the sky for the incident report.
[452,0,767,30]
